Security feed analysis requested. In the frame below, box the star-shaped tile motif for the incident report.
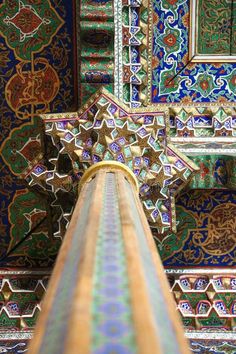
[46,172,73,193]
[27,89,198,235]
[94,101,111,121]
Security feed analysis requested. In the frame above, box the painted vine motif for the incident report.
[0,0,77,267]
[197,0,234,55]
[155,190,236,266]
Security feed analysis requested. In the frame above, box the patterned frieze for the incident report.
[121,0,151,107]
[26,89,197,235]
[186,330,236,354]
[169,107,236,138]
[1,270,236,349]
[1,331,236,353]
[167,270,236,331]
[0,273,49,332]
[168,106,236,155]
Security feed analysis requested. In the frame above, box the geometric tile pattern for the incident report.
[27,89,197,233]
[168,272,236,331]
[122,0,149,108]
[168,106,236,154]
[0,273,48,332]
[169,107,236,138]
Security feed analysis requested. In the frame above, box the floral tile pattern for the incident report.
[152,0,236,103]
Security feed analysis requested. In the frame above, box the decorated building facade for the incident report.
[0,0,235,353]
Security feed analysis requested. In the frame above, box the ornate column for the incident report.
[27,89,198,354]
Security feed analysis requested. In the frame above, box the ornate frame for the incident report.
[189,0,236,63]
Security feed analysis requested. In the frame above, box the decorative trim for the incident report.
[0,270,51,275]
[171,137,236,143]
[114,0,123,100]
[152,102,236,108]
[1,330,236,341]
[147,0,153,106]
[165,268,236,274]
[0,331,33,340]
[178,148,236,155]
[121,0,150,107]
[185,331,236,340]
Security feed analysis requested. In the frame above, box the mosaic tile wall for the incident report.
[151,0,236,103]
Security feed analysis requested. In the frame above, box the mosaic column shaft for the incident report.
[28,162,190,354]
